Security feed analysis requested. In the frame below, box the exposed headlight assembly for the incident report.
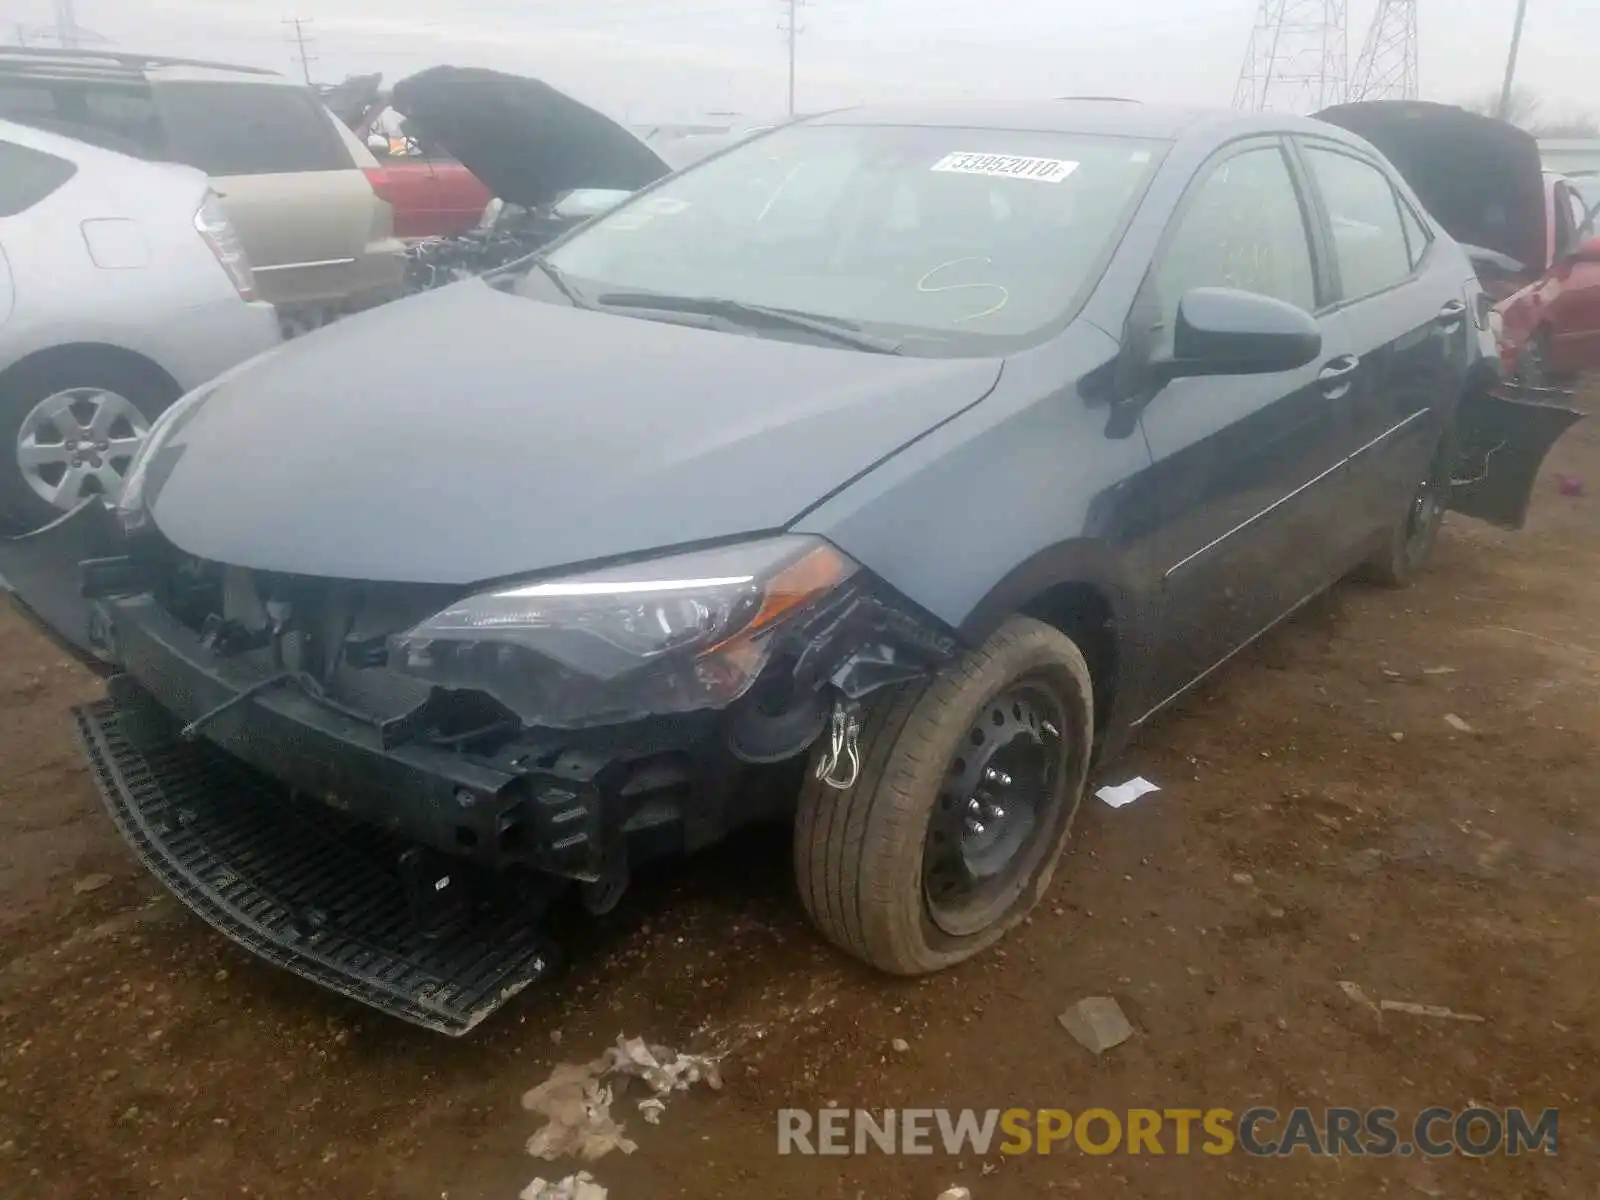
[115,384,215,535]
[388,536,858,729]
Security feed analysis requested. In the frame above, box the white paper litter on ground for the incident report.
[520,1171,608,1200]
[1096,777,1161,809]
[521,1036,725,1163]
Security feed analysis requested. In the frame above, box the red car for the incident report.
[1495,172,1600,385]
[1316,101,1600,386]
[354,105,493,240]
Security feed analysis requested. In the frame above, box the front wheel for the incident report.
[793,616,1094,975]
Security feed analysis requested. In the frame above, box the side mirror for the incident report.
[1160,287,1322,380]
[1572,234,1600,263]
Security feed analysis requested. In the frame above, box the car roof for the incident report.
[807,99,1363,145]
[0,45,293,86]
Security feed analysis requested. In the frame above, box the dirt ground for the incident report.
[2,398,1598,1200]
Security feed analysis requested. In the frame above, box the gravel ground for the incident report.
[1,395,1597,1200]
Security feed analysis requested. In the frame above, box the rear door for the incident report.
[1135,137,1358,706]
[1295,139,1467,556]
[151,78,383,310]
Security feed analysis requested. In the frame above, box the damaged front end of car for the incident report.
[0,489,957,1034]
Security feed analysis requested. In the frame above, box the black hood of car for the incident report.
[143,284,1003,585]
[318,72,385,130]
[1314,100,1547,275]
[389,66,673,208]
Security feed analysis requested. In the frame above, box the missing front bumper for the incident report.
[74,690,559,1036]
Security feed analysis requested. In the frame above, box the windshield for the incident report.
[537,121,1166,354]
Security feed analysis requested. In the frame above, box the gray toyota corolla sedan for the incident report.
[0,100,1580,1034]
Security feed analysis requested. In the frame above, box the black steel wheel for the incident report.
[921,679,1068,938]
[793,616,1094,976]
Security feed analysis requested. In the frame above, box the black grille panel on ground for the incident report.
[73,695,557,1036]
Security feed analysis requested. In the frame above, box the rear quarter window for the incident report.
[0,81,162,158]
[0,140,78,217]
[153,81,352,176]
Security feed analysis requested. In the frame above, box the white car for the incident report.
[0,117,281,531]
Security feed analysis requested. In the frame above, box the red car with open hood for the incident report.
[1317,100,1600,386]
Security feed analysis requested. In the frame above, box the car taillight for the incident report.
[194,192,257,302]
[363,167,398,205]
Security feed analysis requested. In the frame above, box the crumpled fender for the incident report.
[0,499,120,673]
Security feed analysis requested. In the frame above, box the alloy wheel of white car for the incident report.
[15,386,152,511]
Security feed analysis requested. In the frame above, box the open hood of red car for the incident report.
[1314,100,1548,276]
[388,65,672,209]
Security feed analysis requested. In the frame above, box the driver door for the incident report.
[1133,138,1358,710]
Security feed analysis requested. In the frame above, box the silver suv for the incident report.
[0,47,404,329]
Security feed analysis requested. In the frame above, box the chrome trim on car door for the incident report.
[253,257,359,272]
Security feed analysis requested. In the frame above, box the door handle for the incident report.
[1318,355,1359,398]
[1436,299,1467,327]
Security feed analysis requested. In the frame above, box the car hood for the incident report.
[388,66,673,208]
[1314,100,1547,274]
[143,283,1003,585]
[319,72,385,131]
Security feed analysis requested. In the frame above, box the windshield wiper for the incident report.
[523,255,590,308]
[593,292,902,354]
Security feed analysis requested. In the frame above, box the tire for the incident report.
[1357,423,1456,588]
[793,615,1094,975]
[0,354,179,533]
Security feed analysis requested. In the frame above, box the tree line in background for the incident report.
[1461,87,1600,137]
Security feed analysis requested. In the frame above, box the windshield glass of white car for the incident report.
[540,122,1166,353]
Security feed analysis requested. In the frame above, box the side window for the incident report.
[0,140,78,218]
[1560,185,1589,247]
[154,82,351,176]
[1156,145,1316,322]
[1304,147,1414,300]
[1398,198,1431,269]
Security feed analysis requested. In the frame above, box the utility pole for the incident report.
[778,0,804,117]
[1498,0,1530,121]
[284,16,316,86]
[13,22,29,46]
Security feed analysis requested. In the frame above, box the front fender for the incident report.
[0,499,121,673]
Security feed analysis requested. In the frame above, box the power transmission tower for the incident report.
[1349,0,1418,101]
[1234,0,1349,114]
[50,0,103,49]
[778,0,805,117]
[284,16,317,85]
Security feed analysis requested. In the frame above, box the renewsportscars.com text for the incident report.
[776,1107,1559,1158]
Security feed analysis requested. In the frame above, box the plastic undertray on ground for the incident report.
[73,692,558,1035]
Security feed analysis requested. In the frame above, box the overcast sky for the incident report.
[10,0,1593,125]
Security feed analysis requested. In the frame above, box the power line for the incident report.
[283,15,317,86]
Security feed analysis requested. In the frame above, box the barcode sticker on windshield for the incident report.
[930,152,1079,182]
